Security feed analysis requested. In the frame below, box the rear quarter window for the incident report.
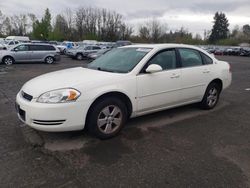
[201,53,213,65]
[45,45,56,51]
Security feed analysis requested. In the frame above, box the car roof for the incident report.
[19,43,53,46]
[122,43,203,51]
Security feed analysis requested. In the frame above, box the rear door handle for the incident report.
[203,70,210,73]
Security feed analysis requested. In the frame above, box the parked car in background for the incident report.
[214,48,224,55]
[56,41,78,54]
[116,40,132,47]
[87,49,111,60]
[4,40,20,48]
[240,48,250,56]
[5,36,30,43]
[0,43,60,65]
[67,45,102,60]
[16,44,231,139]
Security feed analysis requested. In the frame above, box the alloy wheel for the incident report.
[97,105,123,134]
[207,87,218,107]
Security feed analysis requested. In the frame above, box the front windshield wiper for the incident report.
[97,67,116,73]
[89,66,123,73]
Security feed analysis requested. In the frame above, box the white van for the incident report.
[5,36,30,42]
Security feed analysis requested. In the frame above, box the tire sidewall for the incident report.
[87,97,128,139]
[201,83,220,110]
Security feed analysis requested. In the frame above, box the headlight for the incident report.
[37,88,81,103]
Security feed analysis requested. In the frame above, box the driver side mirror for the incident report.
[145,64,163,73]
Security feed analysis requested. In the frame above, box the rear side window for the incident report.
[44,45,56,51]
[201,53,213,65]
[29,45,55,51]
[29,45,43,51]
[179,48,203,67]
[93,46,101,50]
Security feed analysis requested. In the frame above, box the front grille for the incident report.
[21,91,33,101]
[33,119,66,126]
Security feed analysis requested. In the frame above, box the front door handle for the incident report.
[170,74,180,79]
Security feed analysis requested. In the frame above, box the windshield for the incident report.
[88,47,152,73]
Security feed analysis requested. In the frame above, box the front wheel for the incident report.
[3,56,14,65]
[200,83,221,110]
[45,56,54,64]
[87,97,128,139]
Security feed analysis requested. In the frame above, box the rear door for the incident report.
[177,48,213,103]
[29,45,46,61]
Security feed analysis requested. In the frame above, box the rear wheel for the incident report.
[87,97,127,139]
[3,56,14,65]
[45,56,54,64]
[200,82,221,109]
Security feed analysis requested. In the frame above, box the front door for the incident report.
[12,44,30,62]
[136,49,181,113]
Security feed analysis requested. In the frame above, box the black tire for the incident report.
[76,53,83,60]
[87,97,128,139]
[200,82,221,110]
[3,56,14,65]
[63,49,66,54]
[45,56,55,64]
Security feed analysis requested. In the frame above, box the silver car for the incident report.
[66,45,102,60]
[0,43,61,65]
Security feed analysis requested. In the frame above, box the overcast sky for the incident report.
[1,0,250,36]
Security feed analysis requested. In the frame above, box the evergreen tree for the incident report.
[32,8,52,40]
[209,12,229,43]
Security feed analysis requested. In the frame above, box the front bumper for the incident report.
[16,92,89,132]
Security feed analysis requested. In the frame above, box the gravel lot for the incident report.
[0,55,250,187]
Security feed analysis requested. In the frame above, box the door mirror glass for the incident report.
[146,64,163,73]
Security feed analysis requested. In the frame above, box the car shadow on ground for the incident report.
[20,101,228,152]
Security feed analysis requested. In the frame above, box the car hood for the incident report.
[21,67,123,98]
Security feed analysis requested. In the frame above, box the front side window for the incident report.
[85,46,92,50]
[147,49,177,71]
[15,45,28,51]
[179,48,203,67]
[88,48,152,73]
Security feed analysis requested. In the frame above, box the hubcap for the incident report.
[46,57,53,64]
[77,54,83,60]
[5,58,13,65]
[97,105,122,134]
[207,87,218,107]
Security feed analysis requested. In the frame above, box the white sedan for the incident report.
[16,44,232,139]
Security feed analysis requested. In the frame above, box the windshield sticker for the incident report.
[136,48,152,53]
